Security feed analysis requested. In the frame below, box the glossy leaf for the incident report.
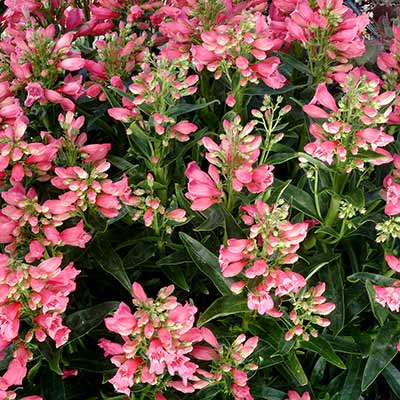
[365,279,389,326]
[197,295,249,326]
[65,301,119,341]
[179,232,232,295]
[382,363,400,398]
[340,356,363,400]
[300,336,346,369]
[361,319,400,391]
[348,272,398,286]
[90,239,131,293]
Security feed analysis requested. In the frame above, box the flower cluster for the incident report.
[108,56,198,143]
[218,199,335,340]
[270,0,368,80]
[374,254,400,312]
[100,282,259,399]
[99,282,206,395]
[185,115,275,211]
[128,173,187,233]
[191,11,285,89]
[302,69,395,171]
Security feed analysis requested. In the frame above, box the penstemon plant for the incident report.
[0,0,399,399]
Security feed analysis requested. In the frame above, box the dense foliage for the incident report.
[0,0,400,399]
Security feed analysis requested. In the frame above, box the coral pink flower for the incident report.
[0,303,21,342]
[60,220,91,248]
[109,359,140,396]
[310,83,338,112]
[105,303,136,336]
[247,284,282,317]
[35,313,70,347]
[385,254,400,273]
[304,140,337,164]
[252,57,286,89]
[170,121,198,142]
[185,161,222,211]
[25,83,46,107]
[231,383,253,400]
[374,286,400,312]
[219,239,254,277]
[381,175,400,216]
[286,390,311,400]
[273,270,306,297]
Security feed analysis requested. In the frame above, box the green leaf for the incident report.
[170,100,220,117]
[284,351,308,385]
[267,152,297,165]
[310,357,326,385]
[179,232,232,295]
[163,265,190,291]
[245,83,306,96]
[340,356,363,400]
[365,280,389,326]
[156,250,191,266]
[361,319,400,391]
[277,51,312,75]
[383,363,400,398]
[37,340,62,375]
[319,263,345,335]
[275,179,318,219]
[195,204,225,232]
[90,239,131,293]
[107,155,137,175]
[41,368,66,400]
[197,295,249,326]
[65,301,119,341]
[323,335,361,355]
[252,385,286,400]
[300,336,346,369]
[348,272,398,286]
[123,242,155,269]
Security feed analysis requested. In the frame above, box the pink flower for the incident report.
[58,57,85,71]
[303,105,331,119]
[0,215,17,244]
[25,83,46,107]
[310,83,338,113]
[108,108,135,122]
[35,313,70,347]
[191,45,222,71]
[252,57,286,89]
[273,270,306,297]
[170,121,198,142]
[247,284,282,317]
[286,390,311,400]
[185,162,222,211]
[132,282,148,303]
[109,359,140,395]
[60,220,91,248]
[0,303,21,342]
[233,164,274,193]
[1,344,29,388]
[166,209,187,223]
[374,286,400,312]
[105,304,136,338]
[356,128,394,150]
[385,254,400,273]
[219,239,254,278]
[232,383,253,400]
[304,140,337,164]
[382,176,400,216]
[62,369,78,380]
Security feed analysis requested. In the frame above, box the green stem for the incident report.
[324,196,341,228]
